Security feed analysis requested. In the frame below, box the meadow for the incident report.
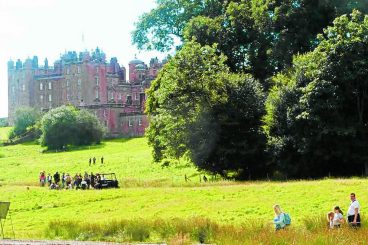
[1,127,368,244]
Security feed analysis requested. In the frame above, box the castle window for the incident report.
[40,83,43,90]
[48,82,52,90]
[22,84,26,91]
[40,95,44,102]
[126,95,132,105]
[48,94,52,102]
[138,118,142,126]
[66,68,70,75]
[95,90,99,99]
[66,80,70,87]
[77,66,81,74]
[135,93,138,100]
[77,79,82,86]
[118,93,122,100]
[95,77,99,86]
[96,66,99,74]
[128,119,133,127]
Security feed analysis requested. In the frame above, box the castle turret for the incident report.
[24,57,32,69]
[15,59,22,70]
[7,59,14,70]
[44,58,49,69]
[129,57,144,83]
[32,56,39,69]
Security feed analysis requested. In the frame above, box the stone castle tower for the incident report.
[7,48,164,137]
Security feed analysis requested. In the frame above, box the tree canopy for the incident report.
[264,10,368,177]
[133,0,368,86]
[134,1,368,179]
[146,41,267,179]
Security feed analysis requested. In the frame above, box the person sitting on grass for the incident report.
[49,182,59,190]
[273,204,286,231]
[81,179,88,190]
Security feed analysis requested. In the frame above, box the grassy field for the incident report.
[0,126,11,143]
[1,127,368,244]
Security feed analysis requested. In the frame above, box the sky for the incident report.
[0,0,169,118]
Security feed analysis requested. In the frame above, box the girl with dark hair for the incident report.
[332,206,344,228]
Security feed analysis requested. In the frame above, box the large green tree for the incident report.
[146,41,267,179]
[264,10,368,178]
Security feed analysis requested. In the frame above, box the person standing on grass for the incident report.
[89,158,92,166]
[273,204,286,230]
[53,171,60,184]
[47,173,52,186]
[61,172,65,188]
[39,171,46,186]
[347,193,361,227]
[328,206,344,228]
[101,156,104,164]
[93,157,96,164]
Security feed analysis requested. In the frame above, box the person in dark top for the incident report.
[93,157,96,164]
[90,172,95,188]
[101,156,104,164]
[94,173,101,189]
[89,158,92,166]
[54,172,60,184]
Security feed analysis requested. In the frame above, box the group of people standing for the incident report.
[89,156,104,166]
[327,193,361,228]
[39,171,106,190]
[273,193,361,230]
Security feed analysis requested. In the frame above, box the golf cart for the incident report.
[98,173,119,189]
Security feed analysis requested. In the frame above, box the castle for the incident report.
[7,48,164,137]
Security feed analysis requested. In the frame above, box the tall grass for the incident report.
[45,216,368,244]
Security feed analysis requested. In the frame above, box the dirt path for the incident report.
[0,240,166,245]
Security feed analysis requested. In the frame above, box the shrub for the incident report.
[40,105,105,150]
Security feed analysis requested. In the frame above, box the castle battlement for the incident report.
[8,48,164,137]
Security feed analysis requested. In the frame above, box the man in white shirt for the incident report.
[347,193,361,227]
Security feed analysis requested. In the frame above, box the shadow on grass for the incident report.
[41,142,107,154]
[40,137,138,154]
[20,140,39,146]
[106,137,139,143]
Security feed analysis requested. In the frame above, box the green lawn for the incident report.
[0,127,367,243]
[0,126,11,142]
